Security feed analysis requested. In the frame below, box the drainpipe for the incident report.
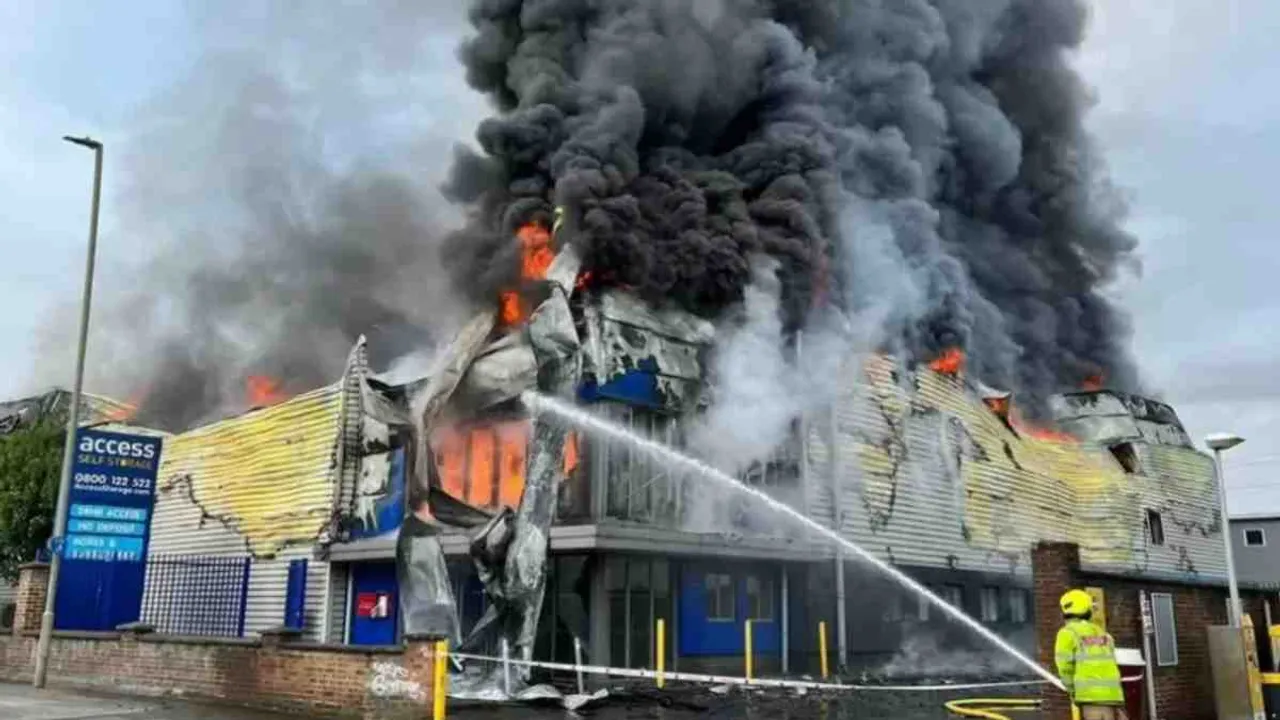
[1139,591,1159,720]
[781,568,790,674]
[830,401,847,670]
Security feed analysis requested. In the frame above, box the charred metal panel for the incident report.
[579,290,713,411]
[811,356,1226,582]
[1050,391,1193,448]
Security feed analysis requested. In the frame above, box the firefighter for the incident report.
[1056,589,1127,720]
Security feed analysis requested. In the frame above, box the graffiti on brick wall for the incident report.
[368,661,424,702]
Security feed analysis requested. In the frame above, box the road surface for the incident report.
[0,683,296,720]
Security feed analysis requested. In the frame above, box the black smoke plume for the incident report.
[36,0,1141,429]
[444,0,1140,408]
[32,3,482,430]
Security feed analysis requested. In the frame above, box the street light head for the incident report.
[62,135,102,150]
[1205,433,1245,452]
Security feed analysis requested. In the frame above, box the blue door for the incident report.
[677,564,781,657]
[349,562,398,646]
[55,559,147,631]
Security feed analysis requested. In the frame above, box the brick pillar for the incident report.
[1033,542,1081,720]
[13,562,50,636]
[402,634,439,706]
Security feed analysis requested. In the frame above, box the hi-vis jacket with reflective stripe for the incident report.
[1055,619,1124,705]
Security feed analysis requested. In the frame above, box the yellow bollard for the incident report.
[818,621,829,680]
[656,618,666,689]
[745,619,754,683]
[433,640,448,720]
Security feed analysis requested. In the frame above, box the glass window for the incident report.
[941,584,964,609]
[431,421,531,512]
[1245,528,1266,547]
[917,594,930,622]
[882,591,905,622]
[746,575,775,622]
[706,573,735,622]
[603,407,684,523]
[1152,593,1178,666]
[980,587,1001,623]
[606,558,627,668]
[1008,589,1029,624]
[1147,510,1165,546]
[629,559,653,669]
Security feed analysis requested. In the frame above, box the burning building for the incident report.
[126,259,1226,685]
[46,0,1234,699]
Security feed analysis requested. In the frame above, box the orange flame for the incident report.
[499,223,556,326]
[929,347,965,376]
[432,421,581,512]
[102,396,141,422]
[564,432,579,475]
[1009,407,1076,443]
[983,396,1011,419]
[1081,374,1104,391]
[245,376,289,408]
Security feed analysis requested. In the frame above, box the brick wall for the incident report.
[13,562,49,634]
[2,564,441,719]
[1033,542,1270,720]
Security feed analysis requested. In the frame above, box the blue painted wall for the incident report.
[349,562,399,646]
[678,563,780,657]
[578,365,664,408]
[55,561,146,631]
[55,429,162,631]
[348,449,405,541]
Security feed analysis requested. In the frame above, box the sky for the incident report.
[0,1,1276,512]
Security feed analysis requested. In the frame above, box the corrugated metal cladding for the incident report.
[326,563,350,643]
[152,385,342,556]
[807,354,1226,582]
[145,383,347,641]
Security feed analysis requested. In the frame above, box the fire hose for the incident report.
[943,676,1142,720]
[944,698,1041,720]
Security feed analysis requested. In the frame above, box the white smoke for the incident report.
[688,257,798,473]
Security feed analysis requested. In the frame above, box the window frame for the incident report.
[1151,592,1179,667]
[979,586,1001,623]
[1147,509,1166,546]
[745,575,776,622]
[940,584,964,610]
[1108,442,1140,474]
[1244,527,1267,548]
[1007,588,1029,624]
[705,573,735,623]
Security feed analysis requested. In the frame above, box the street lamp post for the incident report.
[33,135,104,689]
[1206,432,1246,627]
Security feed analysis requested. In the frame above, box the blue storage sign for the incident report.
[54,429,162,631]
[64,429,160,562]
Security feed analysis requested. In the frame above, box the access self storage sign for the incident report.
[55,428,162,631]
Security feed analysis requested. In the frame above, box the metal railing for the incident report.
[141,554,251,637]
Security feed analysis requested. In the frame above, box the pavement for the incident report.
[0,683,298,720]
[0,679,1038,719]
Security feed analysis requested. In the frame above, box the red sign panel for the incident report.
[356,592,392,619]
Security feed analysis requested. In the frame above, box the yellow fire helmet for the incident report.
[1060,589,1093,617]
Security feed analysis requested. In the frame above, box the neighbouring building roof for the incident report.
[1231,513,1280,523]
[0,389,140,435]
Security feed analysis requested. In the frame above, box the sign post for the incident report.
[52,429,162,631]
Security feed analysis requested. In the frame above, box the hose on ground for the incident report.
[944,698,1041,720]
